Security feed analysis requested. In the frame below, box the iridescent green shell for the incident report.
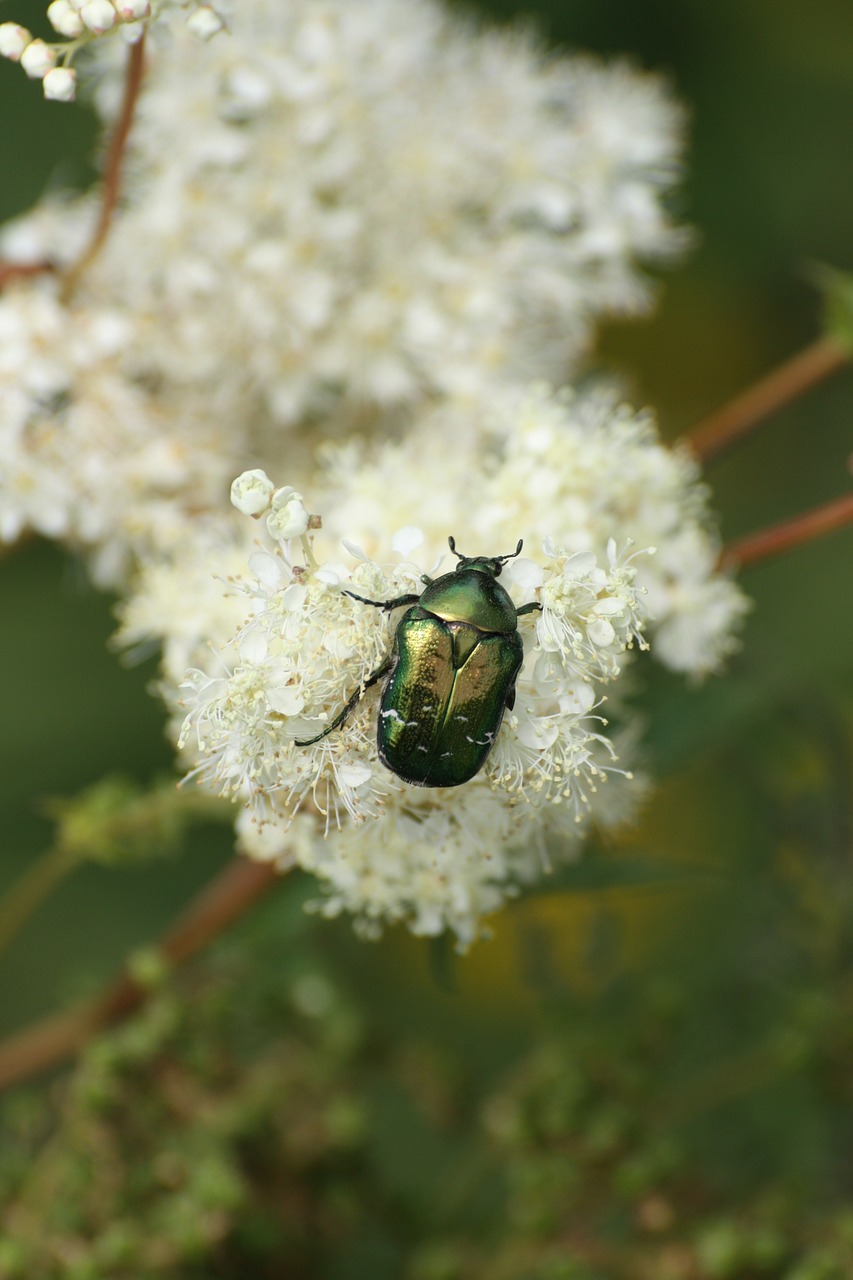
[418,568,518,633]
[378,604,523,788]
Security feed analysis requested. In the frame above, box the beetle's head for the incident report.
[447,536,524,579]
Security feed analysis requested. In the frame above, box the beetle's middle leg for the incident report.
[343,590,421,612]
[295,656,393,747]
[503,603,542,711]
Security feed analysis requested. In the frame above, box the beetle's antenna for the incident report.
[448,536,464,560]
[498,539,524,564]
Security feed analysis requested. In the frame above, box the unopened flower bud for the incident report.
[230,469,275,517]
[47,0,85,36]
[267,487,309,542]
[20,39,57,79]
[43,65,77,101]
[0,22,32,60]
[114,0,150,18]
[186,5,224,40]
[80,0,117,33]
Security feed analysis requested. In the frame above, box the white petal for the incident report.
[238,630,268,663]
[559,682,596,715]
[506,556,544,594]
[587,618,616,647]
[566,552,598,575]
[391,525,424,558]
[338,761,373,788]
[268,686,305,715]
[515,716,560,750]
[248,550,284,590]
[281,582,308,611]
[315,562,349,585]
[592,596,627,616]
[341,538,368,560]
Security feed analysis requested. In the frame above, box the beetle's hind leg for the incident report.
[343,590,421,612]
[295,656,393,747]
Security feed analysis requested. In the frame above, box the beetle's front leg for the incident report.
[295,656,393,747]
[343,590,421,612]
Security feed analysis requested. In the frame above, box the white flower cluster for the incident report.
[317,386,750,677]
[0,278,229,584]
[90,0,686,427]
[0,2,224,100]
[0,0,687,580]
[118,386,747,699]
[171,469,647,944]
[0,0,748,942]
[115,381,747,942]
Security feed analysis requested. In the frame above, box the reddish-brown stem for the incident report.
[0,261,56,288]
[721,491,853,571]
[686,336,849,465]
[0,856,280,1093]
[59,35,147,302]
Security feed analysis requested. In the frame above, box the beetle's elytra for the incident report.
[296,537,542,788]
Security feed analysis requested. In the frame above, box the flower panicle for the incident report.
[180,471,647,841]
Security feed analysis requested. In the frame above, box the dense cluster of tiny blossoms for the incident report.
[172,470,647,944]
[316,386,750,677]
[113,381,748,940]
[90,0,686,425]
[0,0,687,580]
[1,0,748,942]
[119,385,747,698]
[0,278,229,584]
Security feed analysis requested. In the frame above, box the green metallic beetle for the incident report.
[295,537,542,788]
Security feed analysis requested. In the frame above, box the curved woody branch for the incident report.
[686,336,849,465]
[0,37,146,297]
[721,490,853,571]
[0,855,280,1093]
[60,34,147,300]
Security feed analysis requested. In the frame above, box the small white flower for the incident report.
[186,5,224,41]
[43,66,77,102]
[0,23,31,61]
[230,468,275,517]
[47,1,85,37]
[391,526,424,558]
[20,40,57,79]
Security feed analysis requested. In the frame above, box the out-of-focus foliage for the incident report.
[4,781,853,1280]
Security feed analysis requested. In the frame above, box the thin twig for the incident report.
[721,491,853,571]
[59,35,146,302]
[0,856,281,1093]
[0,261,56,289]
[0,846,79,962]
[686,336,849,465]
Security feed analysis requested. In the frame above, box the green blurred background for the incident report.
[1,1,853,1272]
